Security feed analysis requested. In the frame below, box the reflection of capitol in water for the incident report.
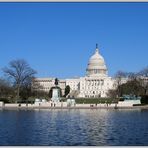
[46,109,110,144]
[32,45,116,98]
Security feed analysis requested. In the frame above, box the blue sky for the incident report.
[0,2,148,79]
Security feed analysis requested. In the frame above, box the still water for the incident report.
[0,108,148,146]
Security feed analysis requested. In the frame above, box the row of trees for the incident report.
[0,59,71,103]
[108,66,148,98]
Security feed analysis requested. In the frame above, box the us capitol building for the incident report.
[32,45,116,98]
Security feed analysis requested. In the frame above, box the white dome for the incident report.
[86,45,107,77]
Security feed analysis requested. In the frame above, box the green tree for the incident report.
[49,88,53,98]
[64,85,70,97]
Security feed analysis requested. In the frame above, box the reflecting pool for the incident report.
[0,109,148,146]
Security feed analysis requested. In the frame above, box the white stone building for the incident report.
[32,45,117,98]
[32,77,66,95]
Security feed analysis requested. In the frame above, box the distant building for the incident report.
[32,45,124,98]
[32,77,66,95]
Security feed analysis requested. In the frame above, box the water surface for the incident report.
[0,109,148,146]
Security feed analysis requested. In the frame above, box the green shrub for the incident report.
[140,95,148,104]
[75,98,115,104]
[17,100,34,104]
[0,98,10,103]
[133,104,146,106]
[119,98,124,101]
[60,98,67,102]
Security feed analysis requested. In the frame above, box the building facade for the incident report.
[32,45,117,98]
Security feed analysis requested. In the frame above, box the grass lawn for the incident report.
[0,97,118,104]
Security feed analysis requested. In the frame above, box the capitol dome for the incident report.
[86,44,108,77]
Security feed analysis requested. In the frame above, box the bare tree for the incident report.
[3,59,37,102]
[127,72,137,80]
[0,78,14,100]
[138,66,148,77]
[138,66,148,95]
[114,70,127,97]
[106,89,117,99]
